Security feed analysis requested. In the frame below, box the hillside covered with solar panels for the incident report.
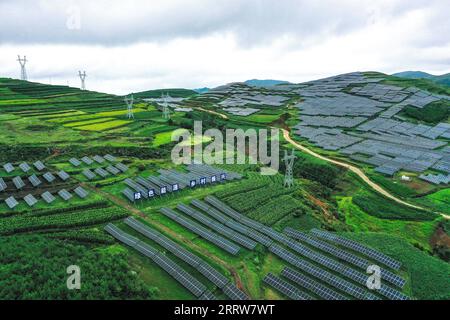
[0,73,449,301]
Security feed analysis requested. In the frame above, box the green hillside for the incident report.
[132,88,198,99]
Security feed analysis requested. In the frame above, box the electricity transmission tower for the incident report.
[125,94,134,120]
[162,93,171,119]
[17,55,28,80]
[283,149,296,188]
[78,71,87,90]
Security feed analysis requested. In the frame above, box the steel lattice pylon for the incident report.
[283,149,296,188]
[125,94,134,120]
[17,55,28,81]
[78,71,87,90]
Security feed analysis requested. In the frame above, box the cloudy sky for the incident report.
[0,0,449,95]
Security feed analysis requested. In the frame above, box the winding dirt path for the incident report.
[282,129,450,219]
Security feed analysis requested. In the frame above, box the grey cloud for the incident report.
[1,0,445,47]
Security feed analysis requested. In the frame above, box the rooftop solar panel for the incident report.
[57,170,70,181]
[12,176,26,189]
[33,161,46,171]
[74,186,89,199]
[43,172,56,183]
[41,191,56,204]
[5,196,19,209]
[23,194,38,207]
[28,174,42,187]
[58,189,73,201]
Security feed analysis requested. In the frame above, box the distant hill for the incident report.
[131,88,197,99]
[392,71,450,87]
[193,87,210,94]
[244,79,290,87]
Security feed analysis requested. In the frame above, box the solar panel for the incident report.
[177,203,257,250]
[28,174,42,187]
[19,162,31,172]
[58,189,72,201]
[269,244,379,300]
[159,207,241,255]
[12,176,25,189]
[124,217,231,289]
[281,267,348,300]
[106,165,120,175]
[41,191,56,204]
[123,188,141,202]
[69,158,81,167]
[93,155,105,163]
[43,172,56,183]
[5,196,19,209]
[82,169,96,180]
[94,167,109,178]
[104,154,117,162]
[104,224,208,298]
[284,228,405,288]
[115,162,129,173]
[57,170,70,181]
[263,273,314,300]
[0,177,7,192]
[23,194,38,207]
[199,291,217,300]
[310,229,402,270]
[74,186,89,198]
[81,156,93,165]
[3,163,14,173]
[33,160,46,171]
[222,283,249,300]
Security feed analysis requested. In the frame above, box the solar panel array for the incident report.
[74,186,89,199]
[281,267,348,300]
[5,196,19,209]
[176,203,258,250]
[57,170,70,181]
[81,156,93,165]
[94,167,109,178]
[3,163,15,173]
[23,194,38,207]
[203,196,408,300]
[124,217,248,299]
[58,189,72,201]
[263,273,314,300]
[104,223,213,299]
[191,199,273,247]
[28,174,42,187]
[115,162,129,173]
[69,158,81,166]
[93,155,105,163]
[82,169,96,180]
[310,229,402,270]
[160,207,241,255]
[106,165,120,175]
[33,161,46,171]
[284,228,405,288]
[0,178,6,192]
[12,176,25,189]
[41,191,56,204]
[43,172,56,183]
[104,154,117,162]
[19,162,31,172]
